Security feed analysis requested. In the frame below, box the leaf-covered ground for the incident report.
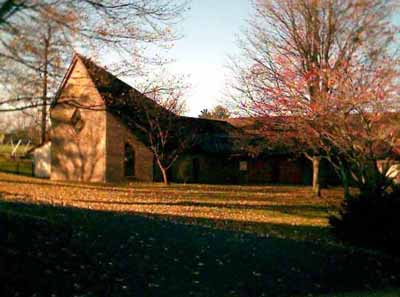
[0,173,342,242]
[0,173,399,297]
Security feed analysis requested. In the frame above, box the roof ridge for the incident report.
[75,54,135,91]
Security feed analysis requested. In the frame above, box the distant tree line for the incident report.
[198,105,231,120]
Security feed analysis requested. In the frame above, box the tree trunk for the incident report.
[156,158,169,185]
[40,27,50,145]
[40,66,47,144]
[312,156,321,198]
[160,167,169,185]
[339,164,351,200]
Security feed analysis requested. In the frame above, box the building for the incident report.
[31,142,51,178]
[49,54,334,185]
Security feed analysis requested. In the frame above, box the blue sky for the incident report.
[169,0,252,116]
[170,2,400,117]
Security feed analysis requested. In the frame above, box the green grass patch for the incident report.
[0,144,33,176]
[0,144,32,157]
[0,159,32,176]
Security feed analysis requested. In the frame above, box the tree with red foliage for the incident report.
[232,0,400,198]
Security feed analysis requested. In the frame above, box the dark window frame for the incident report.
[124,143,135,177]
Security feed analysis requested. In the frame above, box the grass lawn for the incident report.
[0,144,33,176]
[0,158,33,176]
[0,172,399,297]
[0,144,32,157]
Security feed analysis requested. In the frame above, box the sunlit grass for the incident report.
[0,144,32,156]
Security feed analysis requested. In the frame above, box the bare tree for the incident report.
[231,0,399,197]
[0,5,77,143]
[0,0,30,25]
[0,0,188,112]
[106,74,192,185]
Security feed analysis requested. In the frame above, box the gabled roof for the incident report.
[54,53,166,112]
[77,54,165,111]
[226,117,265,135]
[177,116,263,155]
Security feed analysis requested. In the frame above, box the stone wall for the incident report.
[171,154,341,186]
[170,154,240,184]
[50,58,107,182]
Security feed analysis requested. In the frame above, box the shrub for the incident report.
[329,188,400,255]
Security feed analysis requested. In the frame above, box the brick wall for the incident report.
[105,113,154,182]
[50,58,107,182]
[171,154,240,184]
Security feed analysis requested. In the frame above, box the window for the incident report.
[71,109,84,133]
[124,143,135,177]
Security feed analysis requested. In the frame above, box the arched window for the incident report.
[124,143,135,177]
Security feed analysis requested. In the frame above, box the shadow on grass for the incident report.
[1,199,399,297]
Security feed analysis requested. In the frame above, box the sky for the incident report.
[168,0,253,116]
[122,1,399,118]
[169,2,400,117]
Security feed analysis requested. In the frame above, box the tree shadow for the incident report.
[1,200,399,297]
